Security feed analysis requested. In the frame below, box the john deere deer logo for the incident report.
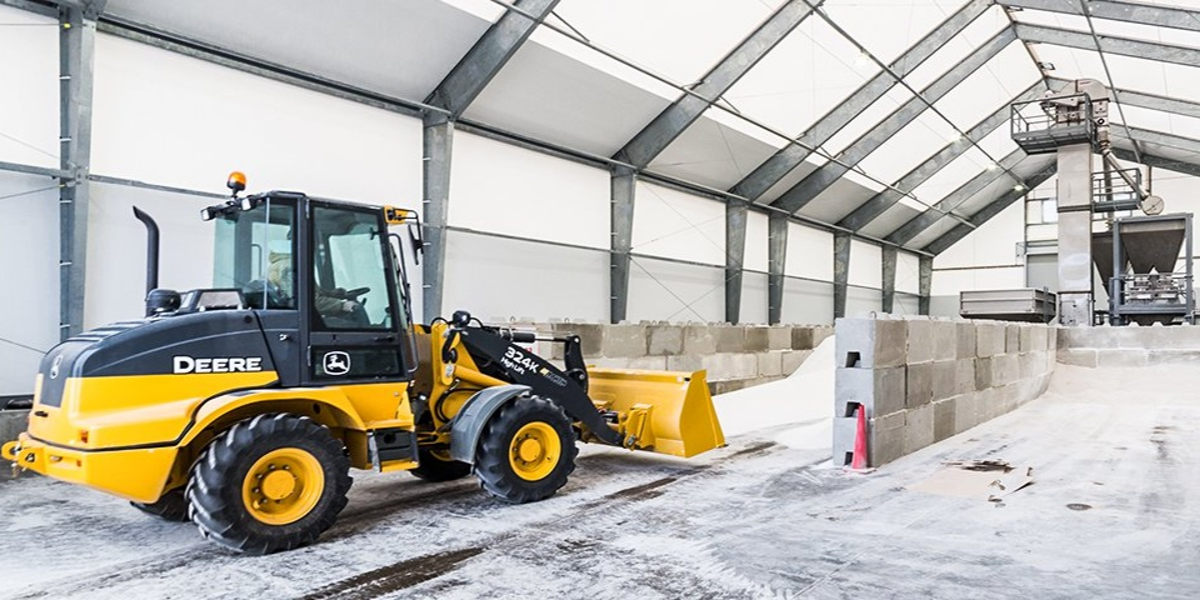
[323,351,350,376]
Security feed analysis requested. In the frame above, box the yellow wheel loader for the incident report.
[2,173,724,555]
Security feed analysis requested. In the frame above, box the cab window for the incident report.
[311,206,394,331]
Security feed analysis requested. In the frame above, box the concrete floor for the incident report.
[2,363,1198,599]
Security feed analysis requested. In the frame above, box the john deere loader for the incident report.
[2,173,724,555]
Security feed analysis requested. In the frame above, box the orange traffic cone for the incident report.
[850,405,868,470]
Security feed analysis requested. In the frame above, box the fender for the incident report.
[180,387,369,447]
[448,384,531,464]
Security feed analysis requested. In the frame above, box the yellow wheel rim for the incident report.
[508,422,561,482]
[241,448,324,525]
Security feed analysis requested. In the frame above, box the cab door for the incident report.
[299,200,409,388]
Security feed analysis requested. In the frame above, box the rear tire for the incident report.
[130,488,188,522]
[409,447,472,482]
[186,413,352,555]
[474,396,577,504]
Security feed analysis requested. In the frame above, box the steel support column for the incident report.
[724,201,748,324]
[421,113,453,322]
[767,213,788,325]
[918,255,932,315]
[882,246,898,313]
[58,2,102,340]
[729,0,991,201]
[840,82,1044,231]
[426,0,559,117]
[833,231,850,319]
[610,167,636,324]
[772,28,1017,214]
[614,0,819,168]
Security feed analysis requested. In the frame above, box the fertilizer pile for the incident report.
[712,337,835,450]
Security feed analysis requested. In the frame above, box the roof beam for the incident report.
[426,0,560,117]
[728,0,992,201]
[771,28,1017,214]
[887,149,1028,246]
[1001,0,1200,33]
[1016,23,1200,68]
[839,81,1045,232]
[923,163,1058,255]
[1120,126,1200,155]
[1112,147,1200,178]
[613,0,820,168]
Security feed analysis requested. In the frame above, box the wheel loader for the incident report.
[2,173,724,555]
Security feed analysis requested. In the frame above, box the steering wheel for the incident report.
[342,287,371,299]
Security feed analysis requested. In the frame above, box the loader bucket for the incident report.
[586,368,725,458]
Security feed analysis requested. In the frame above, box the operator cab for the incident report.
[199,173,423,386]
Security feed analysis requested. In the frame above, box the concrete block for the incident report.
[975,357,993,390]
[836,366,906,418]
[996,354,1020,386]
[1030,326,1048,354]
[906,319,935,363]
[931,359,956,403]
[602,324,647,358]
[781,350,813,375]
[975,323,997,357]
[647,325,684,356]
[715,326,746,353]
[953,392,979,434]
[1146,350,1200,366]
[553,322,605,357]
[813,326,834,347]
[1095,349,1148,368]
[768,326,792,350]
[701,353,759,381]
[955,322,977,360]
[0,410,29,445]
[791,327,815,350]
[933,397,957,442]
[906,362,933,408]
[744,327,770,352]
[903,404,936,455]
[590,356,668,370]
[758,352,783,377]
[1057,347,1097,368]
[832,415,857,466]
[682,325,717,355]
[932,320,957,361]
[1005,324,1020,354]
[666,354,704,372]
[836,318,907,368]
[953,359,976,395]
[1018,325,1033,353]
[869,411,906,467]
[1049,326,1059,351]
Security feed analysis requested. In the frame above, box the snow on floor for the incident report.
[713,336,834,450]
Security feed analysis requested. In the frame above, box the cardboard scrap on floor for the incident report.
[907,460,1034,502]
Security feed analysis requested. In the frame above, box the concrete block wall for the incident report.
[833,316,1056,467]
[1058,325,1200,368]
[0,409,28,451]
[508,321,832,394]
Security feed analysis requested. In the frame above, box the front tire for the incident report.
[474,396,577,504]
[186,413,352,555]
[130,488,188,522]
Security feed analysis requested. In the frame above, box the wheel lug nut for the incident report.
[256,474,263,480]
[282,465,290,471]
[253,487,260,493]
[268,464,276,470]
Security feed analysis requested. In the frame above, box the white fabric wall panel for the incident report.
[744,211,769,273]
[935,201,1023,269]
[0,5,58,168]
[443,231,607,322]
[740,272,768,325]
[849,240,882,289]
[785,223,833,281]
[846,287,882,317]
[85,183,217,329]
[896,251,922,295]
[0,173,59,395]
[631,183,725,266]
[627,258,724,323]
[91,35,422,203]
[895,294,921,316]
[781,279,833,326]
[448,132,610,249]
[932,266,1024,296]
